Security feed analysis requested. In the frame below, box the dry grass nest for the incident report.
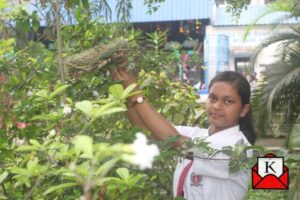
[63,38,137,78]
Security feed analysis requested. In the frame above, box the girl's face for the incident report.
[206,81,250,134]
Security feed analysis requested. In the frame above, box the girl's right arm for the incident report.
[126,106,147,130]
[111,68,187,143]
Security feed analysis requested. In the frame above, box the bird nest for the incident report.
[63,38,135,78]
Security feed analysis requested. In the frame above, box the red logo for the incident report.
[252,153,288,189]
[190,172,202,186]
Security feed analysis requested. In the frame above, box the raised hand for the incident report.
[111,68,138,89]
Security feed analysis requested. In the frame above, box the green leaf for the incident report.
[10,167,31,176]
[0,172,8,184]
[72,135,93,158]
[66,97,73,105]
[43,182,79,195]
[122,84,137,99]
[16,145,40,152]
[173,113,184,124]
[16,18,30,33]
[27,157,39,170]
[116,167,129,180]
[94,177,114,186]
[74,7,83,21]
[75,100,93,118]
[32,20,40,32]
[81,0,90,10]
[95,158,119,177]
[102,107,126,115]
[0,0,7,10]
[0,149,13,160]
[49,84,70,99]
[31,112,62,121]
[29,139,42,148]
[31,11,40,32]
[95,101,118,114]
[0,137,8,147]
[162,103,173,113]
[74,162,89,177]
[35,89,48,99]
[109,84,124,99]
[21,72,27,81]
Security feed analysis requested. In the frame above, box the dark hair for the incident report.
[208,71,256,145]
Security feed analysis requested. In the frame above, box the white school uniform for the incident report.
[173,125,251,200]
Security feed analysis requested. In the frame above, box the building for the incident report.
[119,0,299,96]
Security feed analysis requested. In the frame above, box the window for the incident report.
[234,57,251,75]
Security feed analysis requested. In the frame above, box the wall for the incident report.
[204,24,292,81]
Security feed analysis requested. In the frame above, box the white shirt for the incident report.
[173,125,251,200]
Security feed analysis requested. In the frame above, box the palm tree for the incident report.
[249,23,300,200]
[251,25,300,147]
[244,0,300,147]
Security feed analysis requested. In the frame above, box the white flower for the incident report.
[92,91,99,97]
[131,132,160,170]
[26,91,33,96]
[49,129,56,136]
[63,105,72,115]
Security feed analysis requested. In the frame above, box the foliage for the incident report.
[250,26,300,142]
[4,134,136,199]
[0,81,152,199]
[137,70,206,126]
[246,188,286,200]
[144,0,165,14]
[0,2,206,199]
[105,167,146,199]
[220,0,251,19]
[285,153,300,200]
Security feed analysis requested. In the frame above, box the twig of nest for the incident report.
[63,38,133,78]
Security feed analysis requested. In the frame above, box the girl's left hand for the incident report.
[111,68,138,89]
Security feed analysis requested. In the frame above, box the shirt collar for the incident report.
[207,125,240,137]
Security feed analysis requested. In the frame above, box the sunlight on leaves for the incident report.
[73,135,93,159]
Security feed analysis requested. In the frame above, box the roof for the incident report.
[25,1,300,26]
[111,0,212,23]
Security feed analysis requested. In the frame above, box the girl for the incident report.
[111,70,256,200]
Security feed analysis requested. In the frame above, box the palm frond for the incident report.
[116,0,132,22]
[96,0,112,22]
[263,49,300,107]
[243,0,299,40]
[258,48,300,136]
[250,26,300,65]
[251,86,270,137]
